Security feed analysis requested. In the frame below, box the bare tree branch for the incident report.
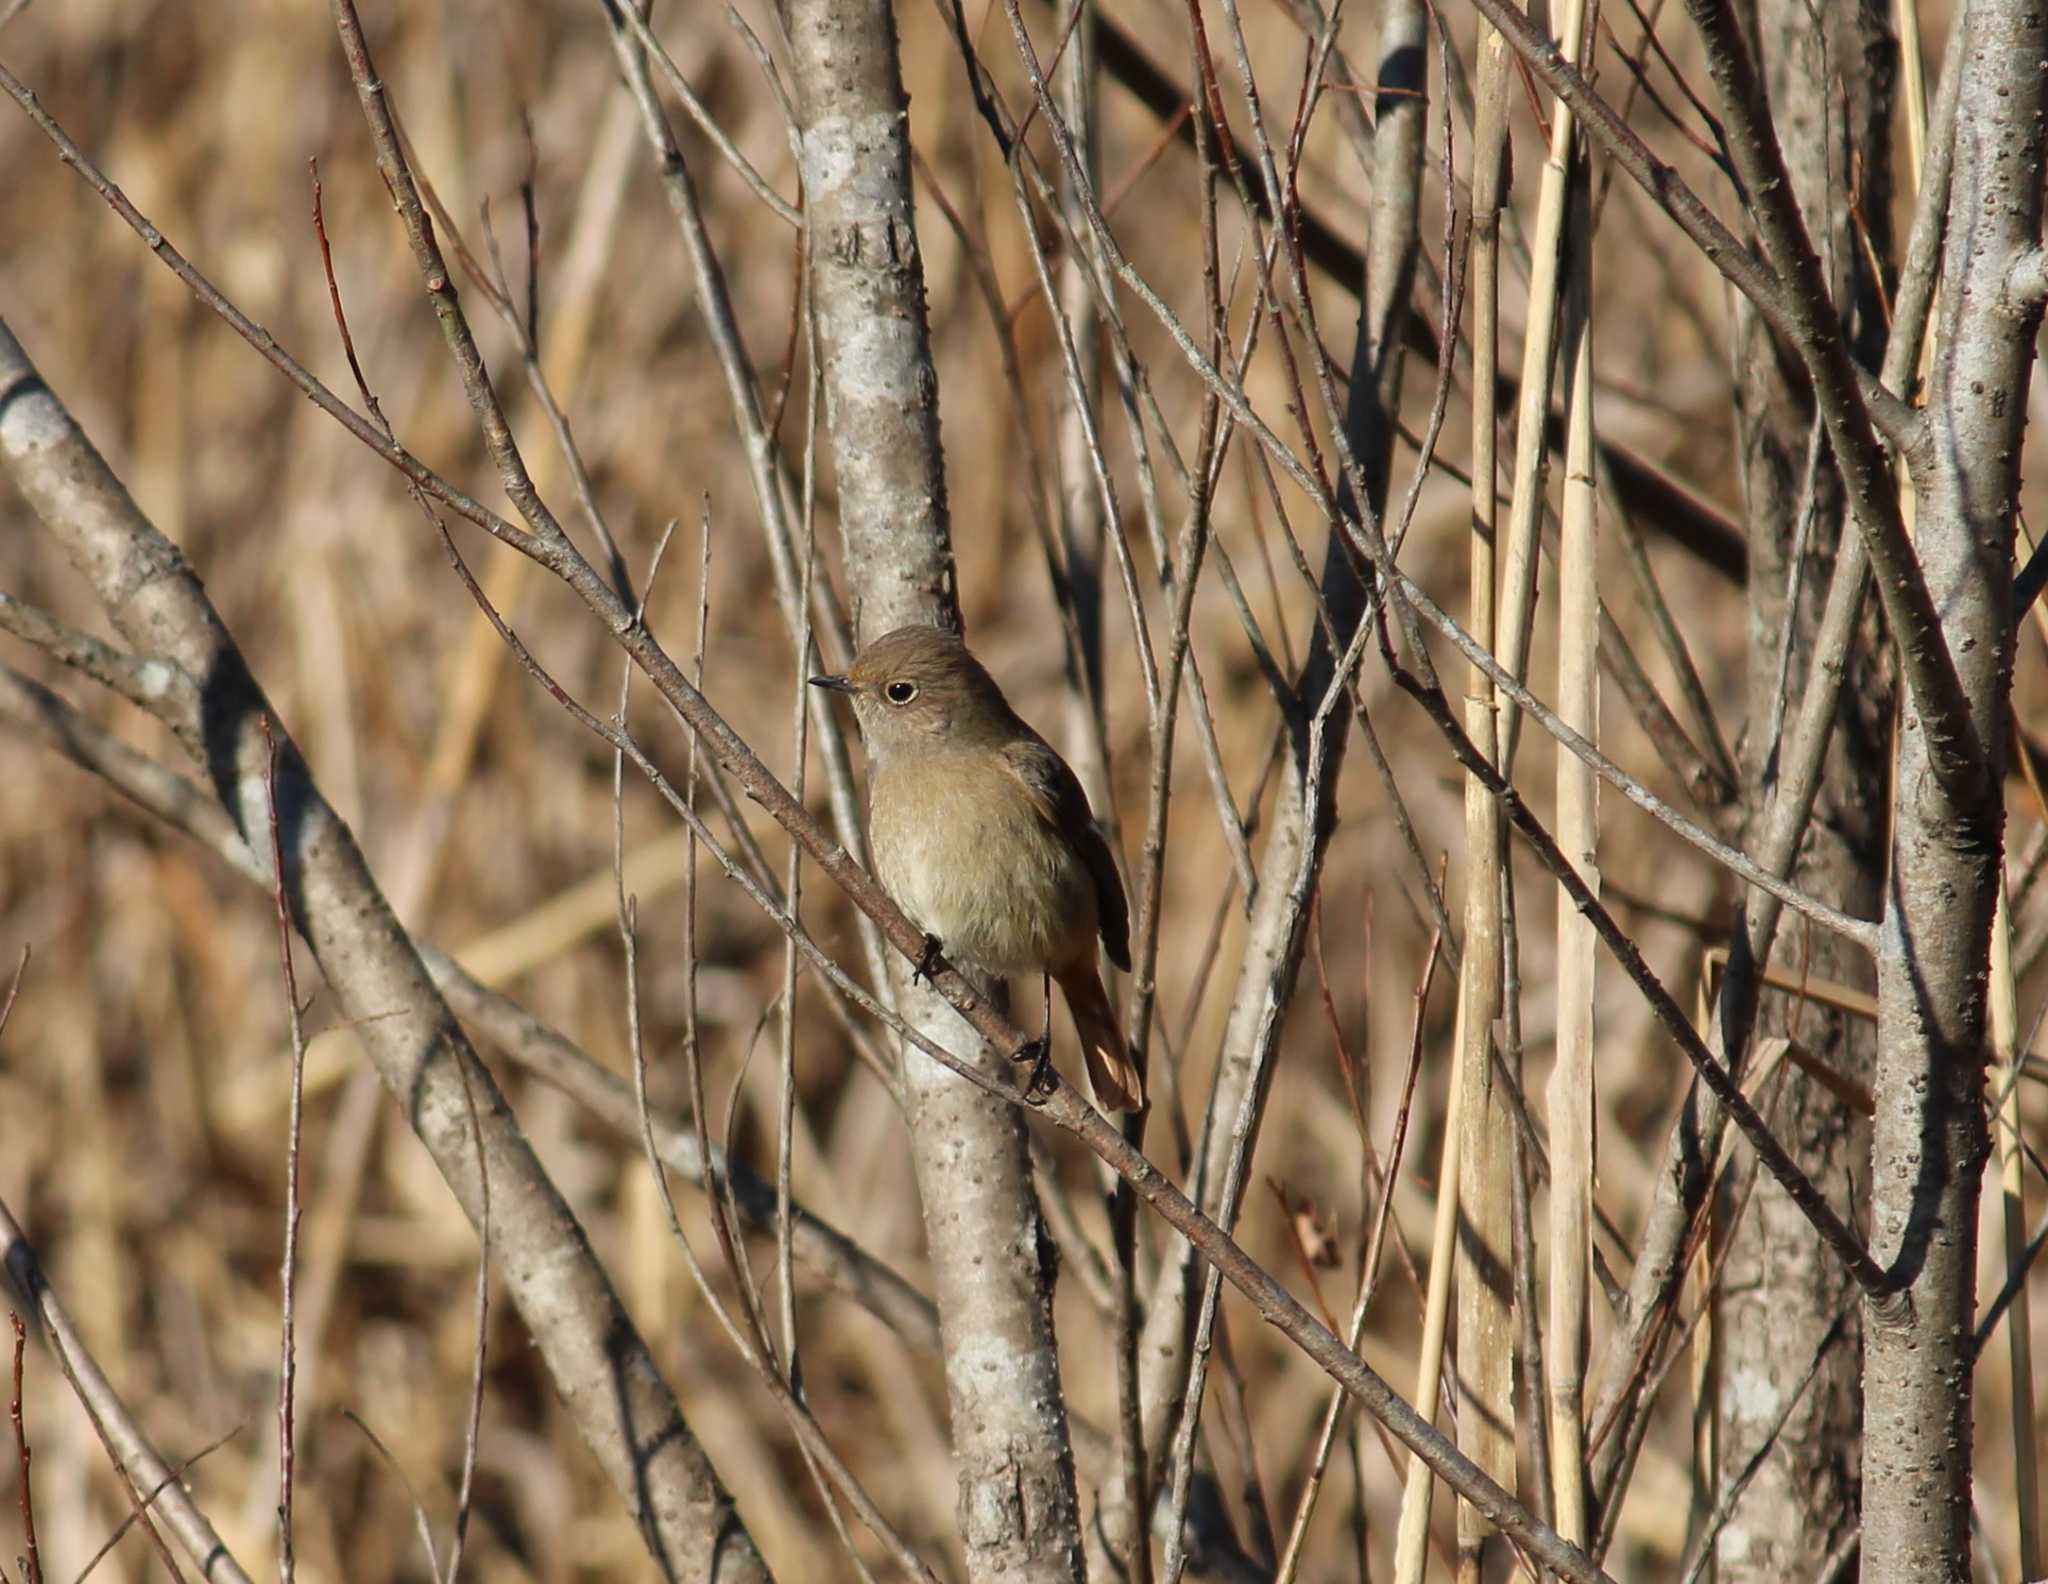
[1584,7,1970,1511]
[1861,0,2048,1567]
[1676,0,1986,816]
[0,1193,249,1584]
[0,313,773,1583]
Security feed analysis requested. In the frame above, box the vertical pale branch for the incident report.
[1987,880,2042,1577]
[780,0,957,631]
[1457,0,1590,1549]
[1862,0,2044,1570]
[1890,15,2034,1570]
[1584,6,1968,1524]
[1391,1053,1463,1584]
[1451,19,1515,1580]
[1490,0,1592,770]
[1548,139,1598,1549]
[773,0,1087,1577]
[1705,0,1893,1569]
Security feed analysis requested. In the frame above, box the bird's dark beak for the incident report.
[808,673,854,693]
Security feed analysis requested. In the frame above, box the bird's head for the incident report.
[809,624,1018,759]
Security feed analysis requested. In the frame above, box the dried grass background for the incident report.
[0,0,2041,1579]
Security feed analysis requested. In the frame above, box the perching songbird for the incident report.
[811,625,1143,1112]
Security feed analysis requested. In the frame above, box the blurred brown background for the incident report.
[0,0,2038,1578]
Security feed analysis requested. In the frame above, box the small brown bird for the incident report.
[811,625,1144,1112]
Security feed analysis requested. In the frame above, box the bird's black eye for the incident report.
[884,680,918,705]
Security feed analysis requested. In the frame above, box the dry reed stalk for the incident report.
[1547,100,1600,1548]
[1894,0,1931,206]
[1455,1,1596,1556]
[1490,0,1593,773]
[1392,1044,1463,1583]
[1450,19,1515,1580]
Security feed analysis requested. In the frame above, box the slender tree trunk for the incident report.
[1710,0,1892,1574]
[776,1,1087,1577]
[1862,0,2045,1573]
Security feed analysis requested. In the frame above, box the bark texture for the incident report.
[777,0,1086,1576]
[1862,0,2045,1573]
[782,0,958,637]
[1711,0,1892,1573]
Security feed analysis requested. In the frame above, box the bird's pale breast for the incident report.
[869,749,1099,975]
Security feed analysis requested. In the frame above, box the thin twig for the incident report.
[606,0,803,227]
[68,1431,242,1584]
[260,720,307,1584]
[336,1410,445,1584]
[1274,917,1443,1582]
[615,587,910,1577]
[11,1312,41,1584]
[0,1197,229,1584]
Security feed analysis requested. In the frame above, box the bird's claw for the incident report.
[1012,1035,1057,1106]
[911,933,945,986]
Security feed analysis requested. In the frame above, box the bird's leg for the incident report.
[910,933,946,986]
[1008,977,1052,1068]
[1011,974,1056,1105]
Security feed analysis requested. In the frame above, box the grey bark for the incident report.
[1861,0,2046,1573]
[0,316,773,1583]
[1710,0,1892,1574]
[1588,2,1969,1524]
[775,0,1087,1577]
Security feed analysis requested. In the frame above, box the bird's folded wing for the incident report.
[1001,737,1132,972]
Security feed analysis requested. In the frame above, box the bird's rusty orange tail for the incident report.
[1054,962,1145,1113]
